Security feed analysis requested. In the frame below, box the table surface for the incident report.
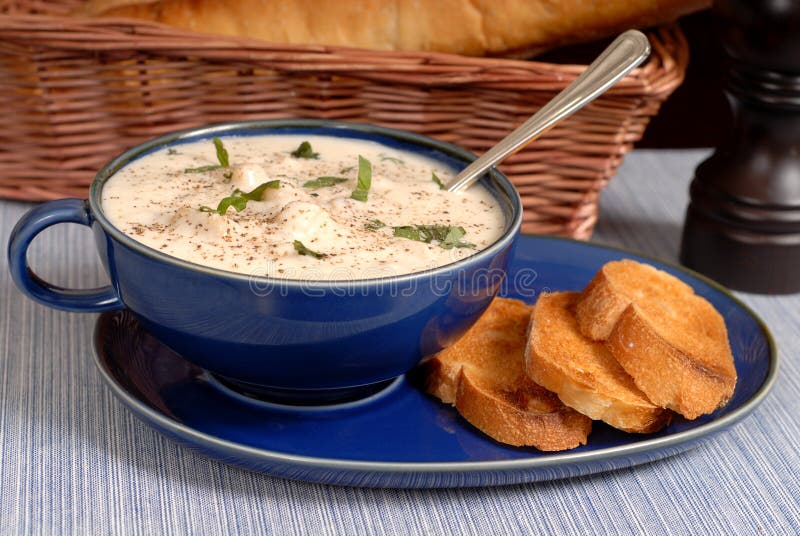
[1,149,798,535]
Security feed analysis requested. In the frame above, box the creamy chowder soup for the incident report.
[102,135,506,280]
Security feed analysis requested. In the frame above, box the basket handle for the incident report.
[7,198,123,312]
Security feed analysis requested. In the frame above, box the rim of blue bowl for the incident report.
[91,234,779,478]
[88,119,523,286]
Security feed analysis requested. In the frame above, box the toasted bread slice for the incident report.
[526,292,671,433]
[575,259,696,341]
[419,297,592,450]
[576,259,737,419]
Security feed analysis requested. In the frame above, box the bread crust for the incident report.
[576,259,737,419]
[526,292,670,433]
[576,259,696,341]
[83,0,710,56]
[419,297,591,450]
[607,304,736,420]
[75,0,142,14]
[455,370,592,450]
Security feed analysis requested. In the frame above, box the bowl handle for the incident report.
[7,198,123,312]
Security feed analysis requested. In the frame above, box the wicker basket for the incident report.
[0,1,688,239]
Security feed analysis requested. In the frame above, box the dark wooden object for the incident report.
[680,0,800,294]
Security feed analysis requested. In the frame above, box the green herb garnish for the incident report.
[291,141,319,159]
[432,172,446,190]
[392,226,422,241]
[214,137,229,167]
[303,176,349,189]
[293,240,327,259]
[365,219,473,249]
[364,219,386,231]
[380,154,404,165]
[392,225,475,249]
[185,164,224,173]
[439,226,475,249]
[350,155,372,202]
[339,165,355,174]
[198,180,280,215]
[185,137,230,173]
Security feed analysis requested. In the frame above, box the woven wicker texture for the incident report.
[0,1,688,238]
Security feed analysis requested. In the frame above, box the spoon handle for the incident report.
[446,30,651,192]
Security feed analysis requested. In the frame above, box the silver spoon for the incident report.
[446,30,651,192]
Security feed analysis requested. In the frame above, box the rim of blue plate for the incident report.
[91,234,779,475]
[87,119,523,288]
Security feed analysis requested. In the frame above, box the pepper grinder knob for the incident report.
[680,0,800,293]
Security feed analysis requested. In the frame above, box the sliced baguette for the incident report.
[419,297,592,450]
[576,259,737,419]
[526,292,671,433]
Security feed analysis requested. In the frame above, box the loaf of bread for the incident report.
[79,0,710,56]
[419,297,592,450]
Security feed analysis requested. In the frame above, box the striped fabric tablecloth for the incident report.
[1,149,798,535]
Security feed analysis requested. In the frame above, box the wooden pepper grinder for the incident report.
[680,0,800,293]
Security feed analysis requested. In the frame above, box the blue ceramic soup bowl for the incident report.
[8,120,522,402]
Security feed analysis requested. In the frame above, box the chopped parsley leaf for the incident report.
[380,154,404,165]
[364,219,386,231]
[291,141,319,159]
[392,224,475,249]
[198,180,280,215]
[350,155,372,202]
[293,240,327,259]
[185,137,230,173]
[366,219,474,249]
[432,171,446,190]
[213,137,229,167]
[185,164,225,173]
[303,176,349,189]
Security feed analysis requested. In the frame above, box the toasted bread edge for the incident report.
[455,369,592,450]
[575,266,632,341]
[526,294,672,433]
[607,304,737,420]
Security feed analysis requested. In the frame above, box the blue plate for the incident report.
[92,235,778,488]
